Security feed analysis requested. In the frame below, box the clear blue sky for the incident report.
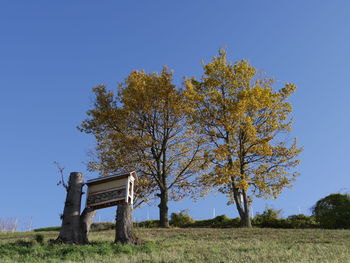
[1,1,349,229]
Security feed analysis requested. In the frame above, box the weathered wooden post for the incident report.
[85,171,137,244]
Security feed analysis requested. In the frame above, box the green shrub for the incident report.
[135,220,159,228]
[229,217,241,227]
[170,210,194,227]
[34,226,60,232]
[189,215,241,228]
[285,214,318,228]
[34,234,44,244]
[252,207,282,228]
[91,222,115,231]
[312,193,350,229]
[213,214,229,223]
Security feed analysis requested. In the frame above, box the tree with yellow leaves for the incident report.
[79,67,206,227]
[185,49,302,227]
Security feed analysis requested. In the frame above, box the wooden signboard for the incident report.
[85,171,137,210]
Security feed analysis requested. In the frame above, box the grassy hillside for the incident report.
[1,228,350,262]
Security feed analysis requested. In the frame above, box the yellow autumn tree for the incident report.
[79,67,206,227]
[184,49,302,227]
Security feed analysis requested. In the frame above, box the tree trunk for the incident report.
[115,203,137,244]
[240,212,252,228]
[232,186,252,228]
[241,190,252,228]
[80,207,96,244]
[57,172,84,244]
[158,190,169,227]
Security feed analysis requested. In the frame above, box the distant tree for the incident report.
[312,193,350,229]
[185,49,302,227]
[79,68,206,227]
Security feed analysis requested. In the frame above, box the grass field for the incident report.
[1,228,350,263]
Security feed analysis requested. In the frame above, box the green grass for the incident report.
[33,226,61,232]
[1,228,350,262]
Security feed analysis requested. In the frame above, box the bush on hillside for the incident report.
[134,220,159,228]
[91,222,115,231]
[252,207,283,228]
[189,215,241,228]
[34,226,60,232]
[285,214,318,228]
[312,193,350,229]
[170,210,194,227]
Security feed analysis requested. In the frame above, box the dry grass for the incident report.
[1,228,350,262]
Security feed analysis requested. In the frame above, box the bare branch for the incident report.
[54,161,68,190]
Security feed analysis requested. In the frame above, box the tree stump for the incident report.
[115,203,138,244]
[56,172,88,244]
[80,207,96,244]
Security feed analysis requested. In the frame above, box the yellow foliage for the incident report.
[185,49,302,206]
[80,67,208,207]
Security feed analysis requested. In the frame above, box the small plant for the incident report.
[34,234,44,244]
[170,210,194,227]
[253,207,282,227]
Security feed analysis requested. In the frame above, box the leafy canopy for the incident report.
[312,193,350,229]
[79,67,206,206]
[185,49,302,204]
